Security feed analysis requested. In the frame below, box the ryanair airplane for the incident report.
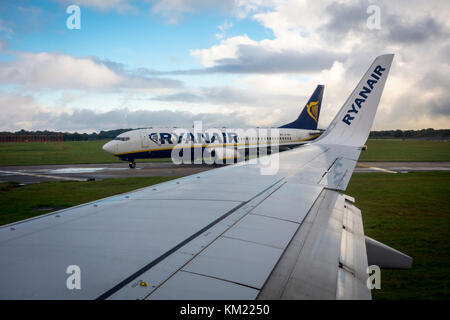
[102,85,324,168]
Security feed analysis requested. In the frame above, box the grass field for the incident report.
[0,138,449,166]
[346,172,450,300]
[0,171,448,299]
[0,177,177,226]
[360,139,450,162]
[0,140,170,166]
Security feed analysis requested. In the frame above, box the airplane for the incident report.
[0,54,412,300]
[102,85,325,168]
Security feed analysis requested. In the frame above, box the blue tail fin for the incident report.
[280,85,324,130]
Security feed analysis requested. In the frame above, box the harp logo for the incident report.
[149,133,159,144]
[307,101,319,123]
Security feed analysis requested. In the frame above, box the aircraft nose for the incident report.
[102,141,115,154]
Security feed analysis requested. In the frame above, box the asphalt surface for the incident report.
[0,161,449,184]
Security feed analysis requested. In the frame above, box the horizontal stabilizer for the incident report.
[365,236,413,269]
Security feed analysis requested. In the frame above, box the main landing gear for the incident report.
[128,160,136,169]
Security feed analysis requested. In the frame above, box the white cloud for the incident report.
[54,0,137,12]
[0,18,13,38]
[0,51,182,91]
[0,94,255,132]
[0,52,121,90]
[2,0,450,131]
[151,0,237,23]
[190,35,257,67]
[216,21,233,39]
[185,0,450,130]
[0,95,45,131]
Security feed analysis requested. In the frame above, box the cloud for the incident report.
[43,108,251,131]
[202,44,344,74]
[0,88,308,132]
[139,39,345,75]
[320,1,449,45]
[0,52,121,90]
[0,95,44,131]
[151,0,237,23]
[190,0,450,130]
[54,0,137,13]
[0,52,182,91]
[216,21,233,39]
[0,18,13,37]
[26,105,253,132]
[386,15,449,44]
[151,85,302,106]
[0,4,47,35]
[320,1,367,39]
[190,35,257,67]
[2,0,450,132]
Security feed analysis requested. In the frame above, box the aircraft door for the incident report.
[141,131,150,149]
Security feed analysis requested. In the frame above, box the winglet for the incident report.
[316,54,394,147]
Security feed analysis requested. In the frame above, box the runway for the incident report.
[0,163,215,184]
[0,161,449,184]
[356,161,450,173]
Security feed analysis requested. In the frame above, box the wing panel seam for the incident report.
[98,177,286,300]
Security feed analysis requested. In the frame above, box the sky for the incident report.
[0,0,449,133]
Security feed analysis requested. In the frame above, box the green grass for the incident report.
[0,140,170,166]
[346,171,450,299]
[0,139,449,166]
[0,177,177,226]
[360,139,450,162]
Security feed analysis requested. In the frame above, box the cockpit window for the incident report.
[113,137,130,141]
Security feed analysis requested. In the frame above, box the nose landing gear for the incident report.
[128,161,136,169]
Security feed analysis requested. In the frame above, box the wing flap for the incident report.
[258,189,371,300]
[148,271,259,300]
[182,237,283,290]
[337,200,371,299]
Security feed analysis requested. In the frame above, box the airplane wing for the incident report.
[0,54,411,300]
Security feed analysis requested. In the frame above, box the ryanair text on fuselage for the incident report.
[149,131,241,145]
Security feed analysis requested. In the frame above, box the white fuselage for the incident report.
[102,127,322,162]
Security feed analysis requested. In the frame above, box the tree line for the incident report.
[369,128,450,139]
[0,128,449,141]
[0,129,133,141]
